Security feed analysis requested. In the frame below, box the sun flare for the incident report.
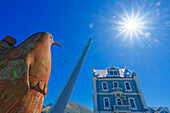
[126,20,137,30]
[114,11,147,39]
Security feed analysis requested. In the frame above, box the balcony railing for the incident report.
[113,105,131,112]
[111,87,123,95]
[112,87,123,91]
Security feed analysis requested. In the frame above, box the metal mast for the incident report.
[50,38,92,113]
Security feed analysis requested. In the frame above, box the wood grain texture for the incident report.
[0,32,60,113]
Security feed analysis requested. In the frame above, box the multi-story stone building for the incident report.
[92,66,149,113]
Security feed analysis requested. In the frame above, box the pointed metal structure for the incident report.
[50,38,92,113]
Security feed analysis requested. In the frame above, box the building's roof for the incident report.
[148,106,170,113]
[93,70,108,77]
[92,66,136,78]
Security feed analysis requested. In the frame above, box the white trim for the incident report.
[96,92,143,95]
[94,111,143,113]
[94,111,144,113]
[135,79,141,92]
[131,111,146,113]
[97,77,139,80]
[128,97,138,110]
[113,70,119,75]
[113,81,119,88]
[108,70,119,77]
[124,93,143,95]
[92,77,98,111]
[103,97,111,110]
[108,70,114,76]
[140,95,147,109]
[135,79,147,109]
[124,81,132,91]
[116,97,123,105]
[92,77,97,81]
[102,82,108,91]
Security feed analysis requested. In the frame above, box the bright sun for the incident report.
[126,20,137,30]
[115,12,146,39]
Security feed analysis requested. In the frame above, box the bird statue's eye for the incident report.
[50,36,52,39]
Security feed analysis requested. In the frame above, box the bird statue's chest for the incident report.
[28,47,51,83]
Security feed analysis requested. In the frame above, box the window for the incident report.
[129,99,135,107]
[117,99,122,105]
[110,71,113,75]
[109,70,118,76]
[124,82,132,91]
[113,82,119,88]
[126,83,130,90]
[116,97,122,105]
[103,97,110,109]
[102,82,108,90]
[104,98,109,107]
[128,98,137,109]
[114,71,118,75]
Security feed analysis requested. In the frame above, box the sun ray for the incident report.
[114,9,148,40]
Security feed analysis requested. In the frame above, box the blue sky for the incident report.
[0,0,170,110]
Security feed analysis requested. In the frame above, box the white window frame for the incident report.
[124,81,132,91]
[109,70,114,76]
[116,97,123,105]
[103,97,111,109]
[102,82,108,91]
[128,97,137,110]
[108,70,119,76]
[113,70,119,75]
[113,81,119,88]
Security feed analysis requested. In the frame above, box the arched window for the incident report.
[108,68,119,76]
[124,82,132,91]
[116,97,122,105]
[114,71,118,75]
[102,82,108,91]
[109,70,118,75]
[110,71,113,75]
[103,97,110,109]
[113,82,119,88]
[128,98,137,109]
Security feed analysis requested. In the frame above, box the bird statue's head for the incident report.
[5,32,61,60]
[18,32,61,50]
[35,32,61,47]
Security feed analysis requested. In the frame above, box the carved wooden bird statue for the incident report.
[0,32,61,113]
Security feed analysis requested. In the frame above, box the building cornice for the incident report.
[96,92,143,95]
[92,77,139,80]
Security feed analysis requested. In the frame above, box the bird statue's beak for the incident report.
[52,41,61,47]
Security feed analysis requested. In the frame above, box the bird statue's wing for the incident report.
[0,58,29,113]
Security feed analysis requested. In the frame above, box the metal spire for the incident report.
[50,38,92,113]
